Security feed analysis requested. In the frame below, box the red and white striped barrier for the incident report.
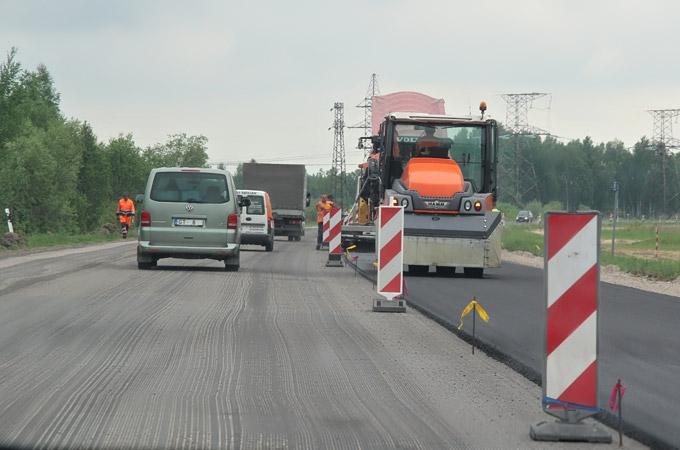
[374,206,405,312]
[531,211,610,443]
[322,210,330,246]
[325,207,343,267]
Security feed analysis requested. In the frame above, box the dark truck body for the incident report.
[242,163,307,239]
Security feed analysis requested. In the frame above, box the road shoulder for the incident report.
[0,240,136,269]
[503,249,680,299]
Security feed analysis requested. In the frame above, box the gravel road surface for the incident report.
[0,238,642,449]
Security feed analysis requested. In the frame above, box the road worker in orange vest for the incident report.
[116,192,136,238]
[315,194,328,250]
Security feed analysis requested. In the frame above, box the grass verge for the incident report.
[502,224,680,281]
[25,232,122,248]
[501,224,543,256]
[1,232,124,253]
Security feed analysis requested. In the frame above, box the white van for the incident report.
[236,189,274,252]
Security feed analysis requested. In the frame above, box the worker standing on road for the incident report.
[323,195,335,249]
[315,194,328,250]
[116,192,136,238]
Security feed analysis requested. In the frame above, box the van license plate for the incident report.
[174,218,205,227]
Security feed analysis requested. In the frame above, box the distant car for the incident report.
[516,210,534,223]
[136,167,250,271]
[237,189,274,252]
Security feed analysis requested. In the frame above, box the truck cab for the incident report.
[378,112,498,214]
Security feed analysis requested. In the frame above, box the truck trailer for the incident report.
[242,163,310,241]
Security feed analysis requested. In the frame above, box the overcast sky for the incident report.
[2,0,679,170]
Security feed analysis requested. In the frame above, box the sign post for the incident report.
[530,211,611,442]
[4,208,13,234]
[374,206,406,313]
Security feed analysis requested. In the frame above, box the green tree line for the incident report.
[498,133,680,218]
[4,47,676,236]
[0,48,209,234]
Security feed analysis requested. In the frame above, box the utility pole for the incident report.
[611,181,619,256]
[330,102,346,209]
[648,109,680,216]
[500,93,551,205]
[348,74,380,155]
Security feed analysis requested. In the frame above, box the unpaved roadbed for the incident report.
[0,239,644,449]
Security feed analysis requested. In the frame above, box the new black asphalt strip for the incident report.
[403,262,680,448]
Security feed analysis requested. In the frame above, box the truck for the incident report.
[342,101,502,277]
[242,163,310,241]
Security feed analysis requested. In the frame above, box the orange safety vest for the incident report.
[117,198,135,225]
[118,198,135,213]
[316,200,327,223]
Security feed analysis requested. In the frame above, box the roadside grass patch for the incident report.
[626,232,680,251]
[501,224,543,256]
[602,222,680,250]
[502,223,680,280]
[601,253,680,281]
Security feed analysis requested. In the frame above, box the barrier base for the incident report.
[373,298,406,313]
[326,255,343,267]
[530,420,612,443]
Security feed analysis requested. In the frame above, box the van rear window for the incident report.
[150,172,230,203]
[245,196,265,215]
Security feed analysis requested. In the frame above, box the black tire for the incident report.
[287,236,293,241]
[265,239,274,252]
[224,251,240,272]
[408,265,429,275]
[436,266,456,277]
[138,261,151,270]
[464,267,484,278]
[295,236,301,242]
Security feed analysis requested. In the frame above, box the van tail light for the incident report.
[141,210,151,227]
[227,213,238,229]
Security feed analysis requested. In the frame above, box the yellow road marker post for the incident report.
[458,297,490,354]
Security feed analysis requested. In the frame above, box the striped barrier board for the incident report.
[322,210,330,245]
[374,206,405,312]
[531,211,610,443]
[325,207,343,267]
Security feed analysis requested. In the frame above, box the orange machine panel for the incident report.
[400,158,464,198]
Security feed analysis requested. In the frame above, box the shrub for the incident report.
[1,232,27,248]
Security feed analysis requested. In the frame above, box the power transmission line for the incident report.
[648,108,680,215]
[500,92,550,135]
[648,109,680,150]
[330,102,346,208]
[500,92,551,205]
[347,73,380,154]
